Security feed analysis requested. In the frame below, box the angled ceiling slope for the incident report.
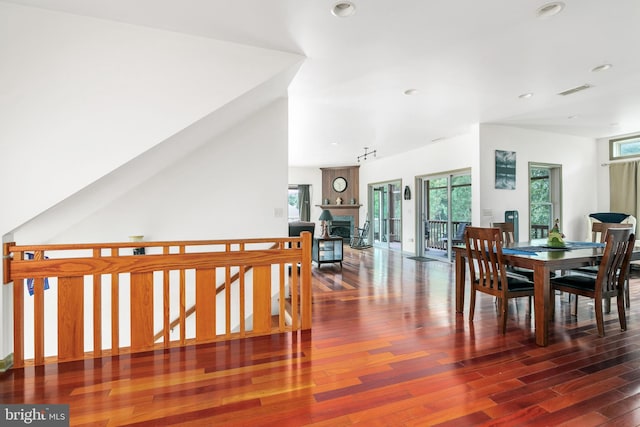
[0,1,304,234]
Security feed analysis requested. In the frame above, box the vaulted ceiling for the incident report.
[6,0,640,166]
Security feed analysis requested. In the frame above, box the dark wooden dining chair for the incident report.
[491,222,515,244]
[571,222,634,308]
[442,222,468,246]
[573,222,633,273]
[464,226,534,333]
[550,228,635,337]
[491,221,552,283]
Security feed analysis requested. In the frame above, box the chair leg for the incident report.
[469,288,477,322]
[572,294,578,316]
[594,296,605,337]
[618,294,627,331]
[625,277,630,308]
[500,297,507,334]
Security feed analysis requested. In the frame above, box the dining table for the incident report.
[454,239,639,347]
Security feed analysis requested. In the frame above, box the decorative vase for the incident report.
[547,219,565,248]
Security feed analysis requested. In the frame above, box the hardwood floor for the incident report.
[3,246,640,426]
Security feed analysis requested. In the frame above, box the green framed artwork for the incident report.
[495,150,516,189]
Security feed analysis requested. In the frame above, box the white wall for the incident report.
[15,99,290,243]
[595,130,640,213]
[0,2,301,235]
[359,131,476,254]
[356,124,600,255]
[478,124,598,241]
[596,136,612,212]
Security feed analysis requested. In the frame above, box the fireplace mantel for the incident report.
[317,204,362,209]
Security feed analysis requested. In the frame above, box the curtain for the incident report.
[297,185,311,222]
[609,161,640,234]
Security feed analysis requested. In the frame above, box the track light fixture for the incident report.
[357,147,376,163]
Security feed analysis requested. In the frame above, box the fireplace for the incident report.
[330,215,354,240]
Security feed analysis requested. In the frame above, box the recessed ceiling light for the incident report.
[404,88,419,96]
[591,63,612,72]
[331,1,356,18]
[519,93,533,99]
[537,2,565,18]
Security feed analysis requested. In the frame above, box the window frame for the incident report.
[609,134,640,161]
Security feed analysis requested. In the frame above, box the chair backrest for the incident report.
[591,222,633,243]
[587,213,637,242]
[491,222,514,244]
[288,221,316,237]
[454,223,468,240]
[464,226,507,295]
[596,228,636,296]
[288,222,315,248]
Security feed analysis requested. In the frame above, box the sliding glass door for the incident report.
[417,170,471,261]
[370,180,402,250]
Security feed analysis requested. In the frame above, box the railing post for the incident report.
[33,251,45,366]
[3,242,13,285]
[300,232,312,330]
[10,248,24,368]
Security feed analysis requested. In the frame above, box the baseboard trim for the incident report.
[0,353,13,372]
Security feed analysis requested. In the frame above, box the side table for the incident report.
[312,236,343,268]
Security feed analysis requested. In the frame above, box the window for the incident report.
[530,167,552,239]
[427,175,471,222]
[288,186,300,221]
[529,164,562,240]
[610,134,640,160]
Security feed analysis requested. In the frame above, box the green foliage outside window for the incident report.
[288,193,298,207]
[530,167,551,236]
[428,176,471,222]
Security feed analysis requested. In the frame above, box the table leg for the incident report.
[455,249,466,314]
[534,264,551,346]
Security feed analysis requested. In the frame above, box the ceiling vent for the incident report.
[537,2,565,18]
[557,84,592,96]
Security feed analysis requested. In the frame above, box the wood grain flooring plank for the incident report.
[599,407,640,427]
[552,364,631,395]
[538,377,627,413]
[514,389,625,426]
[557,411,609,427]
[483,388,559,418]
[598,390,640,419]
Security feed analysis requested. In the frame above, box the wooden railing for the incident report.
[425,220,467,250]
[3,233,312,367]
